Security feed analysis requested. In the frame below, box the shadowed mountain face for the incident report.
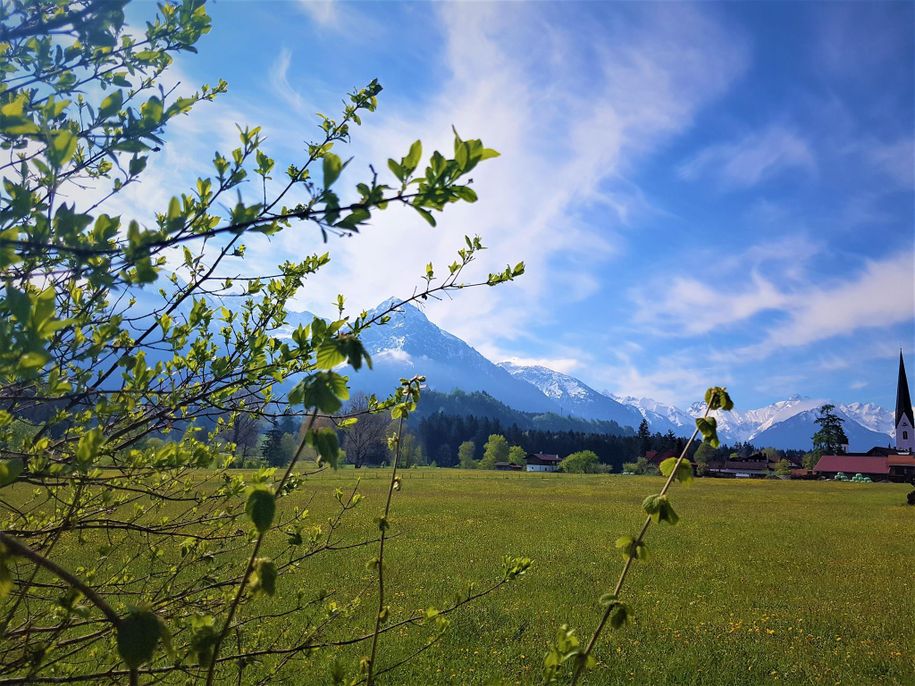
[748,406,892,452]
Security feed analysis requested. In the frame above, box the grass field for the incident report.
[7,469,914,685]
[239,469,914,685]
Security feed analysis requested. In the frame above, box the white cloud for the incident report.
[679,125,815,187]
[296,0,338,27]
[743,250,915,357]
[631,235,817,336]
[243,3,749,356]
[268,49,310,115]
[496,356,581,374]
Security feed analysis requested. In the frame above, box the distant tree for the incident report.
[458,440,478,469]
[812,404,848,456]
[762,447,782,462]
[775,459,792,476]
[340,392,392,468]
[480,434,509,469]
[622,456,659,475]
[694,442,716,475]
[637,419,651,455]
[560,450,605,473]
[508,445,527,465]
[279,432,299,464]
[393,431,424,467]
[261,422,285,466]
[802,451,820,470]
[436,442,453,466]
[277,413,298,436]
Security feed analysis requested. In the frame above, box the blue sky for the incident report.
[120,1,914,410]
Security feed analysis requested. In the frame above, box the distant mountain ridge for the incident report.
[121,286,894,451]
[498,362,643,428]
[333,299,895,451]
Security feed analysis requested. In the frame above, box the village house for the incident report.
[813,350,915,483]
[705,457,770,478]
[525,452,561,472]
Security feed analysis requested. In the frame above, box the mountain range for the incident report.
[121,287,896,452]
[342,300,895,452]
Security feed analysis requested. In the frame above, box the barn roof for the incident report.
[526,452,561,464]
[813,455,890,475]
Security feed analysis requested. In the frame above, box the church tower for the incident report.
[895,350,914,452]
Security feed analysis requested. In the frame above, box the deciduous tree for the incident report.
[0,2,526,682]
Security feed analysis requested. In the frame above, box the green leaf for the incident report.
[659,457,693,484]
[402,140,422,175]
[387,158,404,182]
[323,152,343,188]
[248,557,277,596]
[306,427,340,468]
[0,458,24,488]
[98,90,123,119]
[76,428,103,469]
[0,555,12,600]
[290,372,349,413]
[608,601,632,629]
[47,130,77,168]
[188,614,218,665]
[413,206,436,227]
[245,487,275,534]
[129,156,147,176]
[18,351,49,370]
[696,417,720,448]
[117,608,164,669]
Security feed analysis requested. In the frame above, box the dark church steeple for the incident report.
[896,350,914,451]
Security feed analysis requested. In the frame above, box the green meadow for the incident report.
[12,470,914,685]
[223,470,914,685]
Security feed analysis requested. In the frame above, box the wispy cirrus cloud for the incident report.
[243,2,749,352]
[636,242,914,362]
[740,250,915,358]
[678,125,815,188]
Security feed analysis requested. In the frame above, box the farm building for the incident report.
[813,351,915,483]
[525,452,561,472]
[494,462,523,471]
[705,458,770,478]
[813,454,915,482]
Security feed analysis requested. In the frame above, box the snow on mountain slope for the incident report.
[499,363,643,428]
[346,300,559,413]
[611,395,695,436]
[749,406,892,452]
[839,402,895,436]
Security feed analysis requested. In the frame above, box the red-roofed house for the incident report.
[813,453,915,482]
[813,455,890,478]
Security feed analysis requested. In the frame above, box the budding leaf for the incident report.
[705,386,734,412]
